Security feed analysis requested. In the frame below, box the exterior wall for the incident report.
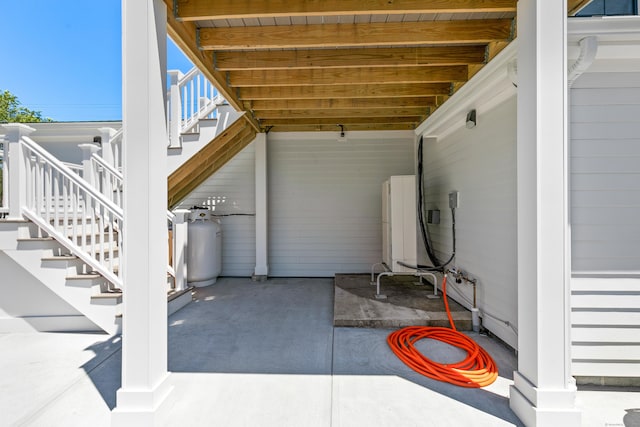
[176,143,256,276]
[27,122,121,165]
[568,18,640,377]
[419,96,518,349]
[267,131,415,277]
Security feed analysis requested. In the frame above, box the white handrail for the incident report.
[20,136,123,288]
[175,68,220,134]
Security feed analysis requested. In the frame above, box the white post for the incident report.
[98,127,118,168]
[2,124,35,220]
[1,136,8,209]
[79,143,100,185]
[112,0,172,425]
[253,133,268,279]
[509,1,580,426]
[172,209,189,291]
[168,70,183,149]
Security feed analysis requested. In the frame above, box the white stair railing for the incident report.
[168,67,223,148]
[90,153,123,209]
[20,135,123,288]
[88,151,187,292]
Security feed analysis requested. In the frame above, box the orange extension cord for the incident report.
[387,275,498,388]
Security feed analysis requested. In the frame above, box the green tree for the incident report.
[0,90,52,123]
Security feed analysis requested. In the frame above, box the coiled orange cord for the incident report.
[387,275,498,388]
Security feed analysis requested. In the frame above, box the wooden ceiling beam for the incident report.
[239,83,451,100]
[229,65,468,87]
[254,108,427,119]
[269,123,416,131]
[267,123,417,132]
[260,117,421,126]
[175,0,516,21]
[198,20,513,50]
[214,45,487,71]
[245,97,437,111]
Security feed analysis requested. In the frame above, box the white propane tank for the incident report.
[187,209,222,287]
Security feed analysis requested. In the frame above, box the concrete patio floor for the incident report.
[1,277,638,426]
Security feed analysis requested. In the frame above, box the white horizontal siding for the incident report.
[570,70,640,378]
[267,132,414,277]
[570,75,640,274]
[571,276,640,374]
[176,143,256,276]
[419,96,518,349]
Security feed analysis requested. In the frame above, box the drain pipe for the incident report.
[568,36,598,88]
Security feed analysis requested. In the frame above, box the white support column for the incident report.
[2,124,35,220]
[509,1,580,426]
[98,127,118,168]
[172,209,189,292]
[253,133,268,279]
[168,70,183,149]
[112,0,172,425]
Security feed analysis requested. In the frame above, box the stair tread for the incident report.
[91,291,122,299]
[17,237,55,241]
[41,254,79,261]
[66,273,103,280]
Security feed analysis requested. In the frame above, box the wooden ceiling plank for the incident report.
[198,20,513,50]
[253,108,428,119]
[176,0,516,21]
[239,83,451,100]
[246,97,437,111]
[215,45,487,71]
[229,65,468,87]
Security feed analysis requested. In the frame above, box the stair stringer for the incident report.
[168,113,258,208]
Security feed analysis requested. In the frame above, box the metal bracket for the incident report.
[172,0,179,20]
[196,28,202,50]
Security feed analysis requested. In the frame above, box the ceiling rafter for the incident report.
[229,65,468,87]
[254,108,428,119]
[198,20,513,50]
[245,98,437,111]
[175,0,516,21]
[214,46,487,71]
[238,83,452,100]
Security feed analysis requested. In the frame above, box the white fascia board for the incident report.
[414,41,517,140]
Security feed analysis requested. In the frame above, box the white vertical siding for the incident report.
[570,71,640,377]
[267,132,414,277]
[420,96,518,348]
[176,143,256,276]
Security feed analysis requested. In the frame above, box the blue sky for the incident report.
[0,1,193,122]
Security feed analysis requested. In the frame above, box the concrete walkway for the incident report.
[1,278,637,426]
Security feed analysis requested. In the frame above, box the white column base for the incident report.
[111,373,174,427]
[509,371,581,427]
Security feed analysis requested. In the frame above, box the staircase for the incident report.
[0,66,253,335]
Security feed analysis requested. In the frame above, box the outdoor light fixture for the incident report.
[466,109,477,129]
[337,124,347,142]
